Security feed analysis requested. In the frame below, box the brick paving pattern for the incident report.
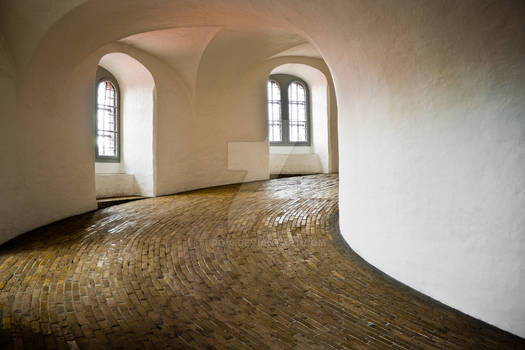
[0,174,523,349]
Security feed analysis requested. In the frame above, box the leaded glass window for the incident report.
[267,74,310,145]
[95,76,119,161]
[288,82,307,142]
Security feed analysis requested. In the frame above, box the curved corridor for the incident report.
[0,175,522,349]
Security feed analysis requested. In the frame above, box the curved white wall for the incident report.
[329,2,525,337]
[0,0,524,337]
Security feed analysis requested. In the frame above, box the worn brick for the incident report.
[0,175,523,349]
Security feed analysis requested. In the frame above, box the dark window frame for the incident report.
[267,74,311,146]
[95,66,120,163]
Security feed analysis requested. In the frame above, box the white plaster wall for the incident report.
[0,26,98,246]
[95,174,135,198]
[120,27,220,97]
[0,0,523,337]
[95,162,122,174]
[228,141,269,182]
[121,84,154,196]
[270,146,310,155]
[269,146,323,175]
[269,146,323,174]
[0,0,87,69]
[269,154,322,175]
[311,82,329,171]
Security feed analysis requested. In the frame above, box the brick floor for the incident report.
[0,175,523,349]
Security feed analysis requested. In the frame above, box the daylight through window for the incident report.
[266,74,310,145]
[96,79,119,161]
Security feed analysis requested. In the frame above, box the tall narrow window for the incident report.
[288,82,307,142]
[95,67,120,162]
[267,74,310,145]
[267,80,282,142]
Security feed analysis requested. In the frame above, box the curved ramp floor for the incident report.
[0,175,523,349]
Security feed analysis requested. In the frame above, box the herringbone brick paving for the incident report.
[0,174,523,349]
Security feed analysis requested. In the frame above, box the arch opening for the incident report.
[94,52,156,198]
[268,63,337,176]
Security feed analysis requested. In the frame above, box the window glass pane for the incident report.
[97,83,106,105]
[288,82,307,142]
[96,80,118,158]
[97,131,117,156]
[267,80,282,142]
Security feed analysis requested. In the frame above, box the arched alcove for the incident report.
[269,63,335,176]
[95,52,156,197]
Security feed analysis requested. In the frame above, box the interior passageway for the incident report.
[0,175,522,349]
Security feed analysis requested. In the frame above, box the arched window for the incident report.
[288,81,307,142]
[95,67,120,162]
[267,74,310,145]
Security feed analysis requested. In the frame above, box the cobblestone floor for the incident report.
[0,175,523,349]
